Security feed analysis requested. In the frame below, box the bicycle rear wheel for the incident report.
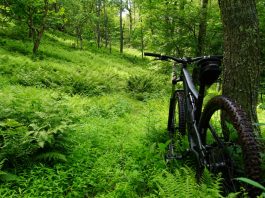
[199,96,261,196]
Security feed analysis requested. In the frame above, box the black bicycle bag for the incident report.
[197,58,221,86]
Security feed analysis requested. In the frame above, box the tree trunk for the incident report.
[196,0,208,56]
[33,28,45,54]
[32,0,49,54]
[80,34,83,50]
[76,27,80,48]
[76,33,79,49]
[103,0,108,48]
[120,0,123,53]
[140,18,144,59]
[97,0,101,48]
[109,31,112,53]
[218,0,261,134]
[164,0,171,54]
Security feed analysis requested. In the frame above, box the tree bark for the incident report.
[196,0,208,56]
[33,31,42,54]
[109,31,112,53]
[120,0,123,53]
[218,0,261,133]
[103,0,108,48]
[140,18,144,59]
[97,0,101,48]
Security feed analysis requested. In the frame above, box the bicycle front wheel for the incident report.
[199,96,261,196]
[167,90,186,137]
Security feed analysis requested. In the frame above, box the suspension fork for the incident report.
[171,62,179,94]
[167,62,182,132]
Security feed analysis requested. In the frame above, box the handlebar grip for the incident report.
[144,52,161,58]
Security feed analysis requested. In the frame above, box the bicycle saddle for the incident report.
[197,58,221,86]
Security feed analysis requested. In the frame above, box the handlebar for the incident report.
[144,52,161,58]
[144,52,223,64]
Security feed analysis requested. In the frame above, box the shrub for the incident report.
[127,73,167,100]
[0,86,75,170]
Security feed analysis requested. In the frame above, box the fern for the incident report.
[0,171,18,182]
[35,152,67,163]
[0,160,17,181]
[200,170,223,197]
[151,167,222,198]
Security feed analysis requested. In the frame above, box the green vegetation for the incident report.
[0,27,262,197]
[0,0,264,195]
[0,31,213,197]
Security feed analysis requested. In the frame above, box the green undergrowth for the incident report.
[0,93,223,197]
[0,85,78,173]
[0,29,263,197]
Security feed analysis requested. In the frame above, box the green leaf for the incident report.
[28,123,39,131]
[38,141,45,148]
[0,119,22,128]
[236,177,265,191]
[35,152,67,162]
[0,159,6,169]
[158,143,167,151]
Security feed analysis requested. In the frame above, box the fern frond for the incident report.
[0,171,18,181]
[35,152,67,162]
[200,168,217,186]
[0,159,7,169]
[151,166,223,198]
[200,171,223,198]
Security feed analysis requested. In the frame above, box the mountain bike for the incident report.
[144,52,262,196]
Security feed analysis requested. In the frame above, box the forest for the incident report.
[0,0,265,197]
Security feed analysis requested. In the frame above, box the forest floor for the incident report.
[0,30,264,197]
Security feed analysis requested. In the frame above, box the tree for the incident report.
[119,0,123,53]
[31,0,50,54]
[103,0,108,48]
[62,0,92,49]
[196,0,208,56]
[96,0,101,48]
[218,0,261,133]
[0,0,64,54]
[125,0,133,43]
[135,0,201,55]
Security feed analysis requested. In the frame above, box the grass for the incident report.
[0,28,264,197]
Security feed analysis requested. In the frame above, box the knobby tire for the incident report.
[168,90,186,136]
[199,95,261,197]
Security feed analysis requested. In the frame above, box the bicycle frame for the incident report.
[172,62,207,166]
[144,52,222,164]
